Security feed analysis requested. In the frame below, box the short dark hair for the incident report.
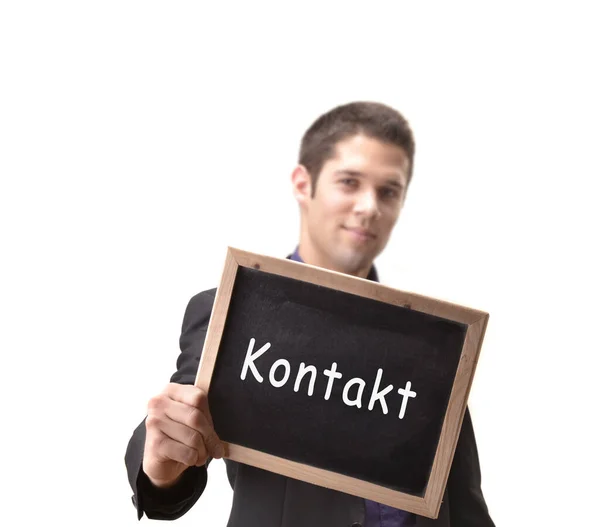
[299,101,416,195]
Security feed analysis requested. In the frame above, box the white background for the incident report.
[1,2,598,526]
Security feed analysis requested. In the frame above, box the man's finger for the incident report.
[147,414,208,463]
[155,433,201,467]
[162,383,207,410]
[162,398,224,459]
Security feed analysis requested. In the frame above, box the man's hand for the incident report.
[142,383,224,489]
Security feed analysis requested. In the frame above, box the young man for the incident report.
[125,102,495,526]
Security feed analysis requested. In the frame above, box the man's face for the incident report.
[293,134,410,277]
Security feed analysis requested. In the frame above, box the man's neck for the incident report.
[290,246,379,282]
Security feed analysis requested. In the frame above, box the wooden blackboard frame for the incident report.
[195,247,488,519]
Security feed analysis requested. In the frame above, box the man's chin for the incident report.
[331,249,374,277]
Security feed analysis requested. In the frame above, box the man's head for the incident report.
[292,101,415,278]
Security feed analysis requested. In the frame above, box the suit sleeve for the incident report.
[124,289,217,520]
[446,407,495,526]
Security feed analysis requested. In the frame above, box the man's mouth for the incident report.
[342,226,377,240]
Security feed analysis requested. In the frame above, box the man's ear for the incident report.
[291,165,312,206]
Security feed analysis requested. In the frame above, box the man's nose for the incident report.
[354,189,381,219]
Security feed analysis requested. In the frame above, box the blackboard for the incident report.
[195,248,488,519]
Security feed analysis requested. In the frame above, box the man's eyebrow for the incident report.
[385,179,405,189]
[335,169,364,178]
[335,169,406,188]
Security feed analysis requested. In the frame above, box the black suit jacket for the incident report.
[125,289,495,526]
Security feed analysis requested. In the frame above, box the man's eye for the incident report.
[341,178,357,186]
[380,188,399,199]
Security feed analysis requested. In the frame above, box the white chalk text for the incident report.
[240,338,417,419]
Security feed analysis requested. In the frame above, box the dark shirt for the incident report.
[288,248,416,527]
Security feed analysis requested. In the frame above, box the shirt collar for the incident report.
[288,246,379,283]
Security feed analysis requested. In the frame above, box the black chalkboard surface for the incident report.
[195,248,488,519]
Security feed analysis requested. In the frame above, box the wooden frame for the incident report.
[195,247,488,519]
